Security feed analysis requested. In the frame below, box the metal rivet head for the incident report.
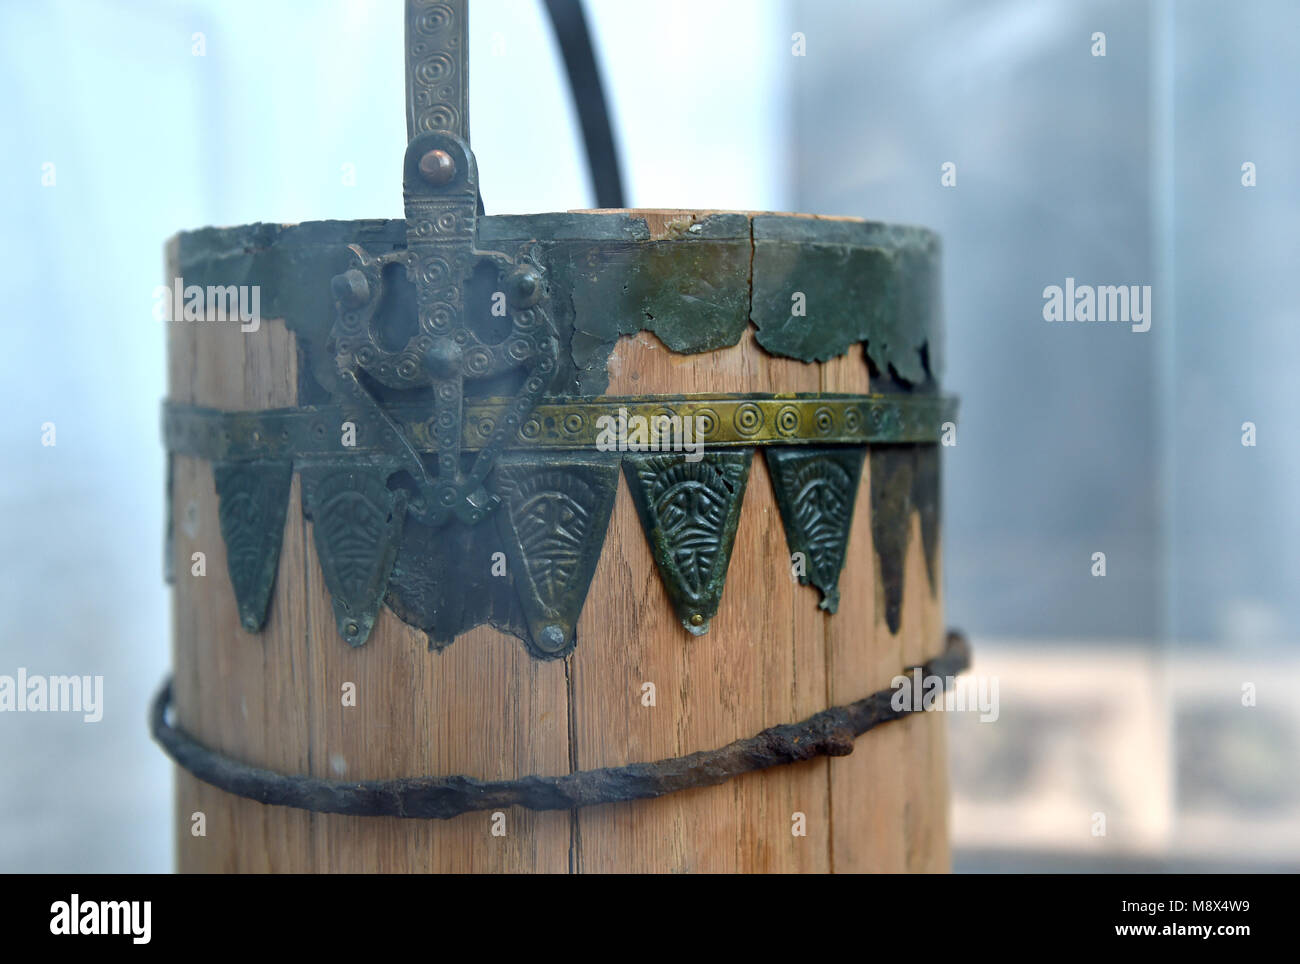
[689,613,705,627]
[506,265,542,307]
[331,269,370,307]
[540,624,566,652]
[418,149,456,186]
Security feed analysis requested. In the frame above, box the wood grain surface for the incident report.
[166,211,948,873]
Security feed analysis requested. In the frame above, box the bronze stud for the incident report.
[418,149,456,185]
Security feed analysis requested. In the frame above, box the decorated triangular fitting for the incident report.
[868,446,914,636]
[213,460,294,633]
[623,450,753,636]
[301,466,407,647]
[868,445,943,635]
[494,454,620,658]
[765,446,866,613]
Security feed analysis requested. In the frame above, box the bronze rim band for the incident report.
[150,632,970,820]
[163,392,958,461]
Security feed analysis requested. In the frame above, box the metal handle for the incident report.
[405,0,470,143]
[404,0,624,207]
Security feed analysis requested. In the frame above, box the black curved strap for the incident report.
[543,0,626,209]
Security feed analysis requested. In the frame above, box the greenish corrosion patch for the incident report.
[175,213,944,398]
[175,220,408,403]
[564,213,752,390]
[869,445,942,635]
[751,216,942,387]
[384,512,531,653]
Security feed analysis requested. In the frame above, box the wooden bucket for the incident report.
[160,207,957,872]
[154,0,960,874]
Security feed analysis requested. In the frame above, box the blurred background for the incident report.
[1,0,1296,871]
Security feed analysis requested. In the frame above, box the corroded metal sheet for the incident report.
[169,211,945,397]
[495,454,619,658]
[213,460,293,633]
[765,446,866,613]
[623,451,753,636]
[869,445,942,635]
[568,213,753,372]
[384,512,529,651]
[168,392,950,651]
[750,216,942,387]
[301,467,407,646]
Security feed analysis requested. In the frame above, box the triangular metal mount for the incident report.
[301,467,407,647]
[623,451,753,636]
[765,446,866,613]
[213,460,294,633]
[495,454,620,658]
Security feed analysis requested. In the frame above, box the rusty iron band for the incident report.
[150,632,969,820]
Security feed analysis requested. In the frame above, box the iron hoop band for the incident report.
[150,632,970,820]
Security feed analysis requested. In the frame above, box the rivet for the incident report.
[506,265,542,307]
[540,624,566,651]
[330,269,369,308]
[418,149,456,186]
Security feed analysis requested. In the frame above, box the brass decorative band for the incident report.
[163,392,958,462]
[150,631,970,820]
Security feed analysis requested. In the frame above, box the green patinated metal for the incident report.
[301,465,408,646]
[495,454,620,656]
[751,216,943,387]
[385,509,532,653]
[171,210,945,399]
[623,450,753,636]
[213,460,294,632]
[767,446,867,613]
[159,0,955,658]
[869,445,943,635]
[567,213,753,370]
[164,390,952,655]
